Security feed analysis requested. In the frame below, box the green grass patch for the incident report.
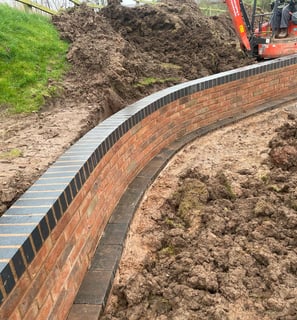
[0,4,69,113]
[158,245,175,257]
[134,77,180,88]
[0,148,23,159]
[161,63,182,70]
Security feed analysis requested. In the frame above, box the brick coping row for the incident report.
[0,54,297,319]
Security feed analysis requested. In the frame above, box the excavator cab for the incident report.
[225,0,297,59]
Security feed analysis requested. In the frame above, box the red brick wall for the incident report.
[1,62,297,320]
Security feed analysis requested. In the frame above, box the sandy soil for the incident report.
[101,102,297,320]
[0,0,254,215]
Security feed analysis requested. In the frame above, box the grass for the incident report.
[0,4,69,113]
[0,148,23,159]
[161,63,182,70]
[134,77,180,88]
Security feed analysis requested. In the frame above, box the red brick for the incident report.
[50,266,69,303]
[78,251,90,277]
[36,257,71,309]
[79,192,95,219]
[79,236,94,265]
[37,292,54,320]
[27,237,53,279]
[56,241,74,271]
[47,288,68,320]
[8,308,22,320]
[22,300,39,320]
[36,277,52,309]
[49,287,76,320]
[66,258,86,294]
[18,268,47,317]
[66,190,85,216]
[50,210,72,243]
[49,259,85,320]
[0,270,31,319]
[67,231,88,267]
[63,209,81,242]
[44,233,66,273]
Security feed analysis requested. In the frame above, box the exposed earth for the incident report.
[1,1,297,319]
[102,104,297,320]
[0,0,254,215]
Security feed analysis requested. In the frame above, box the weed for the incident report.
[0,148,23,159]
[161,63,182,70]
[158,245,175,256]
[134,77,180,87]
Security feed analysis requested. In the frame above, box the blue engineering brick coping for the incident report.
[0,54,297,303]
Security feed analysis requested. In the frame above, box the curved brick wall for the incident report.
[1,55,297,319]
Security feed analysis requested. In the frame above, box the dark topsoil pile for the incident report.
[0,0,255,215]
[51,0,253,116]
[101,120,297,320]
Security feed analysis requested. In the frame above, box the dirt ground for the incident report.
[0,0,254,215]
[101,103,297,320]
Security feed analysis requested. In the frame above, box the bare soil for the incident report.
[0,0,254,215]
[102,103,297,320]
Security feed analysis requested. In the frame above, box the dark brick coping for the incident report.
[1,54,297,304]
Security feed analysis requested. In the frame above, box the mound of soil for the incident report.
[101,107,297,320]
[0,0,254,216]
[50,0,254,117]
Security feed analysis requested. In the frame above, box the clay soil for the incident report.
[1,1,297,319]
[0,0,254,215]
[102,104,297,320]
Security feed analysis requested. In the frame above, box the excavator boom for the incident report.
[224,0,251,51]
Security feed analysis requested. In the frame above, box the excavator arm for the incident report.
[224,0,297,58]
[224,0,252,51]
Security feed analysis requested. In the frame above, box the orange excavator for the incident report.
[225,0,297,59]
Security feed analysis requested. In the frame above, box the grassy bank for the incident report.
[0,4,69,113]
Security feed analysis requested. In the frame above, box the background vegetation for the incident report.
[0,4,69,113]
[199,0,272,16]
